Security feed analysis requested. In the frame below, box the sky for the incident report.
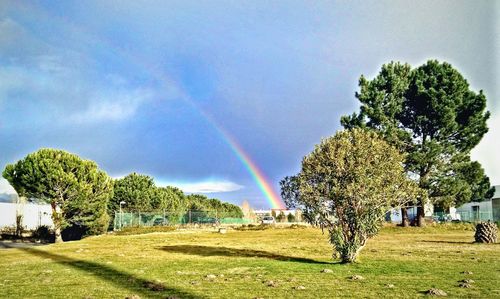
[0,0,498,209]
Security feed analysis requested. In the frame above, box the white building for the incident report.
[455,185,500,222]
[0,202,53,230]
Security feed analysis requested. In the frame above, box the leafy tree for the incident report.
[151,186,186,211]
[287,213,295,223]
[2,149,113,242]
[281,129,420,263]
[110,173,155,213]
[341,60,492,226]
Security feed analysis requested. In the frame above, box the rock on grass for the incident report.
[143,281,165,292]
[459,279,474,284]
[321,269,333,273]
[426,288,447,296]
[350,275,364,280]
[293,285,306,290]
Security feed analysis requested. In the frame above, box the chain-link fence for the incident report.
[433,211,496,222]
[113,210,254,230]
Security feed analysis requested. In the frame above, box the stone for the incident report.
[385,284,395,288]
[125,295,141,299]
[205,274,216,280]
[321,269,333,273]
[461,271,473,275]
[143,281,165,292]
[426,288,447,296]
[350,275,364,280]
[293,285,306,290]
[264,280,277,287]
[458,282,472,288]
[459,279,475,284]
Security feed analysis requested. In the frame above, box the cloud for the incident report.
[159,180,244,194]
[70,88,154,123]
[471,112,500,186]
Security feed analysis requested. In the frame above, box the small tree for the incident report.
[276,211,286,222]
[3,149,113,242]
[287,213,296,223]
[281,129,420,263]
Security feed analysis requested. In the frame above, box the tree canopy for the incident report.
[110,173,244,220]
[341,60,492,226]
[2,149,113,242]
[281,129,420,262]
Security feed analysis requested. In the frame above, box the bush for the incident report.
[32,225,55,243]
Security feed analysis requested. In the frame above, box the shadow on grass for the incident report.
[3,243,202,299]
[159,245,333,264]
[420,240,498,245]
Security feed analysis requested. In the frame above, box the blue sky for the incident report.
[0,1,498,208]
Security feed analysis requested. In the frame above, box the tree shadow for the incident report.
[158,245,333,264]
[421,240,499,245]
[4,243,202,299]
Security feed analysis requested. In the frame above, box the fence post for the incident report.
[163,209,166,226]
[189,210,192,225]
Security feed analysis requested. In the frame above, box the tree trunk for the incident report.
[341,244,365,263]
[401,207,409,227]
[416,204,425,227]
[51,202,64,243]
[54,224,63,243]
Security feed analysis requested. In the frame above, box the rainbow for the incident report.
[21,2,286,209]
[206,118,286,209]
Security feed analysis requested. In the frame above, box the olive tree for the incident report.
[2,149,113,242]
[282,129,420,263]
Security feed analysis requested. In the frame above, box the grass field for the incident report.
[0,225,499,298]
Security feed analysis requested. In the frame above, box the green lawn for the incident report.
[0,225,499,298]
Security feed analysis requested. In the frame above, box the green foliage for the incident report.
[2,149,113,241]
[185,194,243,218]
[341,60,492,216]
[282,129,420,262]
[32,225,54,242]
[276,211,286,222]
[110,174,243,228]
[110,173,156,212]
[287,213,296,223]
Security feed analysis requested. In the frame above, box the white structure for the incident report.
[0,202,53,230]
[386,203,434,223]
[455,185,500,221]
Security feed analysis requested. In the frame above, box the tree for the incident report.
[110,173,155,213]
[341,60,493,226]
[151,186,186,211]
[276,211,286,222]
[2,149,113,242]
[281,129,420,263]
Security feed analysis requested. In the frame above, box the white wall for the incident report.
[0,202,53,230]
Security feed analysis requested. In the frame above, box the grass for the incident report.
[0,224,499,298]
